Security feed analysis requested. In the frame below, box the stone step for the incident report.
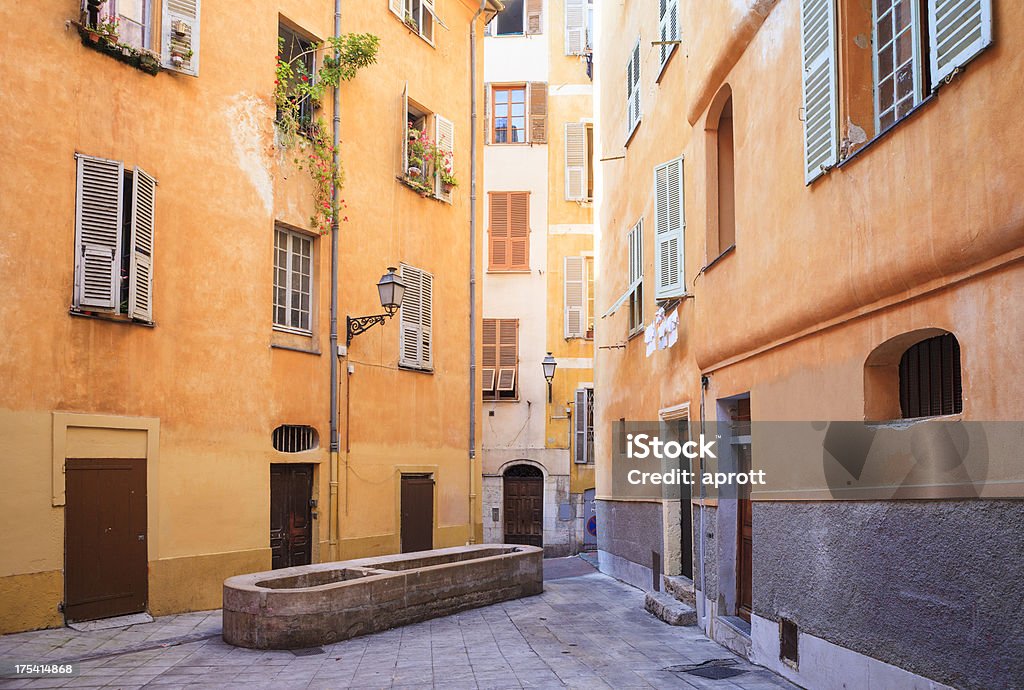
[644,591,697,626]
[662,575,697,606]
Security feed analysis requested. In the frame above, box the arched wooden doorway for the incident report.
[503,464,543,547]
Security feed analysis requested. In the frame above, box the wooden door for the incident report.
[737,442,753,622]
[270,464,313,569]
[65,458,147,622]
[400,474,434,553]
[504,467,543,547]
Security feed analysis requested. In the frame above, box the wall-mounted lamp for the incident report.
[346,267,406,345]
[542,352,557,403]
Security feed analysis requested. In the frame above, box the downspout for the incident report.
[698,375,709,629]
[328,0,342,561]
[467,0,488,545]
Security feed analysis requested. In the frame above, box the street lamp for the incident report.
[347,267,406,345]
[542,352,557,403]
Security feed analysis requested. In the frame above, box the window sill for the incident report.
[75,22,161,76]
[484,396,520,403]
[69,308,154,327]
[624,119,642,148]
[627,326,644,341]
[399,364,434,374]
[396,175,448,202]
[698,244,736,276]
[834,94,937,173]
[272,325,314,337]
[487,269,532,274]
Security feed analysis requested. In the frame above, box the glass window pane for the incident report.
[496,0,524,34]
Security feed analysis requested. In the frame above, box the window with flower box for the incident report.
[400,85,456,202]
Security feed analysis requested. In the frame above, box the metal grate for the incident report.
[665,659,748,680]
[899,333,962,418]
[272,425,319,453]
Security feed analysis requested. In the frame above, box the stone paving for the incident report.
[0,558,796,689]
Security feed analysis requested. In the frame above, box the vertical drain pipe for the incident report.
[328,0,342,561]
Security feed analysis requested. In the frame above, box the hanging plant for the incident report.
[275,32,379,235]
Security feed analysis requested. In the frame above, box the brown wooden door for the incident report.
[400,474,434,553]
[737,442,753,622]
[270,464,313,569]
[65,458,147,622]
[504,468,543,547]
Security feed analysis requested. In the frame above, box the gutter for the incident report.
[328,0,342,560]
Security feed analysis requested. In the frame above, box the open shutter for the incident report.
[565,122,587,201]
[658,0,679,70]
[128,167,156,321]
[401,82,409,174]
[399,264,423,368]
[74,154,123,311]
[161,0,201,76]
[565,0,585,54]
[484,83,492,145]
[528,82,548,144]
[927,0,992,87]
[626,38,641,136]
[489,192,510,269]
[496,320,518,392]
[420,269,433,369]
[389,0,403,18]
[482,319,497,394]
[654,158,685,299]
[509,192,530,270]
[526,0,543,34]
[564,256,585,338]
[434,114,454,202]
[574,388,588,463]
[800,0,838,183]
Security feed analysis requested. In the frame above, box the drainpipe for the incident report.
[467,0,488,545]
[328,0,342,561]
[698,374,709,629]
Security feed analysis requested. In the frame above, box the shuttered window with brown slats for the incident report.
[898,333,963,418]
[489,192,530,271]
[483,318,518,400]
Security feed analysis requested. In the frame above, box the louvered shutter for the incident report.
[75,154,123,311]
[654,158,685,299]
[509,192,530,270]
[389,0,403,18]
[496,320,518,392]
[420,269,433,368]
[574,388,588,463]
[629,220,643,284]
[565,0,585,54]
[658,0,679,70]
[489,192,510,269]
[482,319,497,393]
[565,122,587,201]
[800,0,838,184]
[484,83,492,145]
[528,82,548,144]
[626,38,641,136]
[162,0,201,76]
[399,264,423,368]
[564,256,585,338]
[401,82,409,174]
[526,0,543,34]
[927,0,992,87]
[128,167,156,321]
[434,114,454,202]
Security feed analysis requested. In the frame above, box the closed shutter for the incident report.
[390,0,403,18]
[654,157,685,299]
[528,82,548,144]
[434,114,454,202]
[496,320,518,392]
[162,0,201,76]
[128,167,156,321]
[565,122,587,201]
[75,154,123,311]
[484,83,492,145]
[800,0,838,183]
[420,269,433,368]
[482,319,497,394]
[564,256,585,338]
[574,388,587,463]
[509,192,530,270]
[927,0,992,87]
[565,0,585,54]
[399,264,425,368]
[488,192,510,270]
[658,0,679,70]
[526,0,543,34]
[626,38,641,136]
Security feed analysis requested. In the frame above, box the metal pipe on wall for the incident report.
[328,0,342,560]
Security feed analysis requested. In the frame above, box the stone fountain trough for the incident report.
[222,544,543,649]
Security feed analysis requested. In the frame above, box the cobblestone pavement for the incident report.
[0,558,797,689]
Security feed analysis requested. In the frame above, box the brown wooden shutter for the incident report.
[509,192,530,270]
[482,318,497,393]
[526,0,543,34]
[489,192,510,270]
[496,319,518,392]
[528,82,548,144]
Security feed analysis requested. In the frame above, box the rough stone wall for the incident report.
[596,499,664,590]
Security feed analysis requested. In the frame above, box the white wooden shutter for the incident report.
[564,256,585,338]
[927,0,992,87]
[74,154,123,311]
[390,0,403,18]
[626,38,641,137]
[800,0,838,184]
[574,388,588,463]
[161,0,201,76]
[420,269,433,368]
[654,158,685,299]
[658,0,679,70]
[629,219,643,284]
[399,264,422,368]
[565,0,585,55]
[128,167,156,321]
[434,114,454,202]
[401,82,409,174]
[565,122,587,201]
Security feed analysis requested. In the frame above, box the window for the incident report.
[116,0,152,48]
[899,333,963,418]
[654,157,685,299]
[399,263,433,371]
[273,226,314,334]
[564,256,594,339]
[72,154,156,323]
[574,387,595,464]
[278,23,316,131]
[706,87,735,259]
[272,425,319,453]
[483,319,518,400]
[80,0,201,75]
[628,220,644,335]
[565,0,586,54]
[625,37,642,139]
[491,0,542,35]
[390,0,435,44]
[800,0,992,181]
[488,192,530,271]
[585,256,594,338]
[486,83,547,145]
[658,0,680,75]
[401,87,455,201]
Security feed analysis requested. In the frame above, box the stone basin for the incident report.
[222,544,544,649]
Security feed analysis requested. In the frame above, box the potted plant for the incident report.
[404,11,419,31]
[438,150,457,192]
[407,159,423,178]
[98,15,120,45]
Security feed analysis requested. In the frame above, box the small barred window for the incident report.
[272,425,319,453]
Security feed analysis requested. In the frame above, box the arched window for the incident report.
[898,333,963,418]
[706,86,736,259]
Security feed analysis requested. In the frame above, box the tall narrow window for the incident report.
[488,192,530,270]
[574,387,595,464]
[399,264,433,371]
[899,333,963,418]
[492,86,527,144]
[625,37,642,139]
[273,227,314,334]
[278,23,316,132]
[706,87,735,260]
[495,0,525,35]
[627,220,644,335]
[873,0,923,132]
[585,256,595,338]
[654,157,685,299]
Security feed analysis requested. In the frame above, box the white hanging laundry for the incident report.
[666,309,679,347]
[644,322,657,357]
